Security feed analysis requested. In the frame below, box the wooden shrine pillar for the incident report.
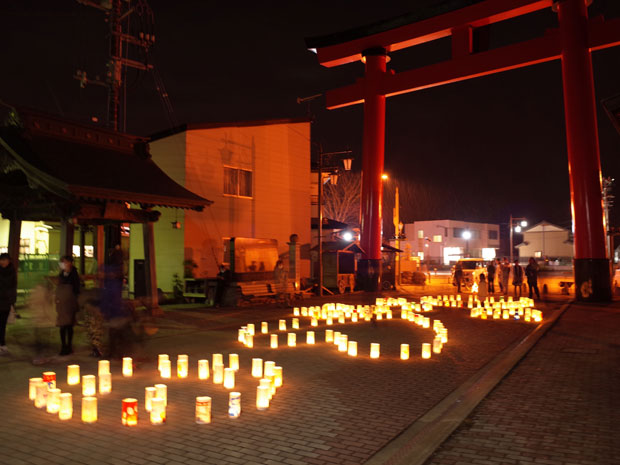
[96,225,105,273]
[143,221,161,315]
[79,226,86,275]
[7,216,22,274]
[60,220,74,258]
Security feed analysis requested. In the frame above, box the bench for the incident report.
[238,282,277,304]
[559,281,574,295]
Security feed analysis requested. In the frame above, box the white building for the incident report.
[515,221,573,264]
[401,219,500,265]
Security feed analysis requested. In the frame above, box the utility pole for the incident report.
[75,0,155,131]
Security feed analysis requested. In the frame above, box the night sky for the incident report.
[2,0,620,230]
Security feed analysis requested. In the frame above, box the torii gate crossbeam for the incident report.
[306,0,620,300]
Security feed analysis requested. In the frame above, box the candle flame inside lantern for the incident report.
[177,354,189,378]
[82,375,96,397]
[150,397,166,425]
[46,388,61,414]
[287,333,296,347]
[224,367,235,389]
[264,361,275,377]
[229,353,239,371]
[422,343,432,359]
[198,359,210,380]
[273,366,283,387]
[279,319,286,331]
[99,373,112,395]
[306,331,315,344]
[58,393,72,421]
[122,357,133,377]
[67,365,80,385]
[261,321,269,334]
[252,358,263,378]
[347,341,358,357]
[160,359,171,379]
[98,360,110,376]
[325,329,333,342]
[82,397,97,424]
[270,334,278,348]
[256,385,270,411]
[292,318,299,329]
[370,343,380,359]
[400,344,410,360]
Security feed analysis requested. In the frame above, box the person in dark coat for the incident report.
[525,257,541,300]
[56,255,80,355]
[0,253,17,355]
[215,264,231,307]
[486,260,496,294]
[453,262,463,293]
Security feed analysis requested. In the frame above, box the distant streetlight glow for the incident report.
[342,231,354,242]
[462,230,472,240]
[514,225,522,233]
[381,173,389,180]
[520,220,528,227]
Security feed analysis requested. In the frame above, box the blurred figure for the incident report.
[0,253,17,355]
[525,257,541,300]
[453,261,463,293]
[500,258,511,295]
[477,273,488,301]
[486,260,496,294]
[55,255,81,356]
[30,280,56,364]
[273,260,289,306]
[512,259,524,298]
[215,264,231,307]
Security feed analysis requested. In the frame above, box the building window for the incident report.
[534,251,542,258]
[417,230,424,239]
[19,238,31,255]
[453,227,464,238]
[224,167,252,197]
[488,230,498,240]
[433,235,442,243]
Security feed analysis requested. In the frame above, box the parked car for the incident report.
[452,258,486,291]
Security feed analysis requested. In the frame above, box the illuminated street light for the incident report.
[514,225,522,233]
[381,173,389,180]
[520,220,528,227]
[461,230,472,240]
[509,215,527,262]
[342,231,354,242]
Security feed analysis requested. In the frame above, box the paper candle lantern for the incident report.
[224,367,235,389]
[98,359,110,376]
[42,371,56,389]
[422,343,432,359]
[247,323,255,336]
[229,353,239,371]
[213,353,223,366]
[122,398,138,426]
[195,396,212,424]
[293,307,300,316]
[198,359,210,380]
[325,329,333,342]
[292,318,299,329]
[150,397,166,425]
[433,337,442,354]
[370,343,380,359]
[260,378,273,400]
[160,359,171,379]
[58,393,72,420]
[338,334,348,352]
[122,357,133,377]
[347,341,358,357]
[311,317,318,327]
[261,321,269,334]
[67,365,80,385]
[256,385,270,411]
[145,387,156,412]
[228,392,241,418]
[238,328,246,343]
[306,331,315,344]
[82,375,96,397]
[287,333,296,347]
[400,344,410,360]
[279,319,286,331]
[34,382,47,408]
[301,307,308,316]
[100,370,112,394]
[251,358,263,378]
[29,377,42,401]
[245,334,254,348]
[81,397,97,424]
[333,331,341,345]
[46,388,61,414]
[351,313,358,323]
[177,354,189,378]
[273,366,283,387]
[157,354,169,372]
[213,363,224,384]
[154,384,167,406]
[326,316,333,325]
[270,334,278,349]
[264,361,275,377]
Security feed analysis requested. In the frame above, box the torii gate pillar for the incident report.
[557,0,611,301]
[358,48,387,292]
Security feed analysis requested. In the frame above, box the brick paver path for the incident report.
[0,295,563,465]
[425,302,620,465]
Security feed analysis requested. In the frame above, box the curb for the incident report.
[364,300,573,465]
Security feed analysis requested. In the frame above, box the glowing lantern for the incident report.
[213,363,224,384]
[251,358,263,378]
[34,382,47,408]
[256,386,270,411]
[198,359,210,380]
[150,397,166,425]
[261,322,269,334]
[292,318,299,329]
[287,333,296,347]
[213,353,223,367]
[82,375,96,397]
[157,354,168,372]
[260,378,273,400]
[245,334,254,348]
[311,317,318,327]
[160,359,172,379]
[29,377,42,401]
[42,371,56,389]
[386,310,393,319]
[502,310,509,320]
[325,329,334,342]
[423,317,430,329]
[122,357,133,377]
[306,331,315,344]
[273,366,283,387]
[293,307,300,316]
[338,334,348,352]
[238,329,246,343]
[67,365,80,385]
[279,319,286,331]
[338,315,345,324]
[270,334,278,348]
[46,388,61,414]
[400,344,410,360]
[351,313,358,323]
[145,387,156,412]
[333,331,341,345]
[195,396,212,424]
[247,323,255,336]
[122,398,138,426]
[177,354,189,378]
[376,313,383,321]
[224,367,235,389]
[228,392,241,418]
[264,361,275,377]
[422,343,432,359]
[433,337,442,354]
[155,383,167,406]
[81,397,97,424]
[58,393,72,421]
[370,343,380,359]
[347,341,358,357]
[229,353,239,371]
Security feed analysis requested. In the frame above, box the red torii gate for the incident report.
[306,0,620,301]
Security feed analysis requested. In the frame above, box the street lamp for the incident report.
[462,230,472,257]
[317,150,353,296]
[509,216,528,262]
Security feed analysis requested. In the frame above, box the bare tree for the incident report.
[323,172,361,227]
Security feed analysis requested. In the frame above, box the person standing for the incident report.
[500,258,511,295]
[273,260,289,306]
[511,259,524,298]
[56,255,80,356]
[477,273,488,302]
[486,260,496,294]
[453,261,463,293]
[525,257,541,300]
[0,253,17,355]
[215,264,231,307]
